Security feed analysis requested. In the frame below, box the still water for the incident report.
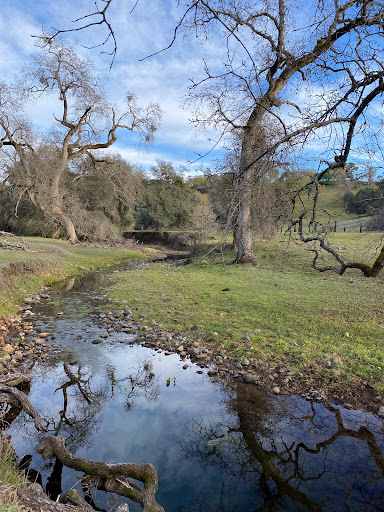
[5,268,384,511]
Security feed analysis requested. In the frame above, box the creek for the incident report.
[5,265,384,511]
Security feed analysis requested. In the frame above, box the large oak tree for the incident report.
[0,40,160,242]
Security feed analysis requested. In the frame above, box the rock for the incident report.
[191,325,198,331]
[176,345,184,352]
[344,332,350,338]
[241,359,250,366]
[377,406,384,418]
[208,369,218,376]
[39,332,49,338]
[242,374,258,384]
[164,351,173,356]
[92,339,103,344]
[4,344,15,354]
[196,370,204,374]
[272,386,280,394]
[183,364,189,370]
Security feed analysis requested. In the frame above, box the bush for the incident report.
[366,210,384,232]
[343,187,384,214]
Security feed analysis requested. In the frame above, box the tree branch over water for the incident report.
[37,436,165,512]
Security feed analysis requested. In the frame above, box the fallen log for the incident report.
[37,436,165,512]
[0,385,46,432]
[0,231,29,251]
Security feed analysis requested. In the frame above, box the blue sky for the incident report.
[0,0,224,174]
[1,1,383,179]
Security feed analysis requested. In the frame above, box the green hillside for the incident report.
[299,184,372,232]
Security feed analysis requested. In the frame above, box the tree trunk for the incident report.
[234,106,269,264]
[50,170,78,243]
[59,214,78,243]
[48,210,78,243]
[235,171,255,263]
[47,224,61,239]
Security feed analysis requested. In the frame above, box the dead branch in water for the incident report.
[37,436,165,512]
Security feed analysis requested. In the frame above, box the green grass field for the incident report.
[298,183,371,230]
[0,237,150,316]
[108,232,384,392]
[0,221,383,510]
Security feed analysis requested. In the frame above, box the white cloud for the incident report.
[0,0,225,171]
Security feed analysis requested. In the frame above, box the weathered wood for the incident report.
[0,385,46,431]
[38,436,165,512]
[0,372,32,387]
[0,232,29,251]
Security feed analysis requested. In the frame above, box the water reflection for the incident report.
[182,381,384,511]
[106,361,160,410]
[48,362,106,450]
[3,269,384,511]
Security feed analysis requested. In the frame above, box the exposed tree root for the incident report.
[37,436,165,512]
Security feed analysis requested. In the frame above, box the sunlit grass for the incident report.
[0,237,151,316]
[108,233,384,391]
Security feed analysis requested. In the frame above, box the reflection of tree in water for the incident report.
[1,401,22,430]
[25,359,160,506]
[16,362,108,502]
[45,362,107,451]
[106,359,160,410]
[182,382,384,512]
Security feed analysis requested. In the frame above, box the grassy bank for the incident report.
[107,232,384,395]
[0,436,26,512]
[0,237,151,317]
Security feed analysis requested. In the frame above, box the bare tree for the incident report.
[0,39,161,243]
[34,0,384,272]
[170,0,384,264]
